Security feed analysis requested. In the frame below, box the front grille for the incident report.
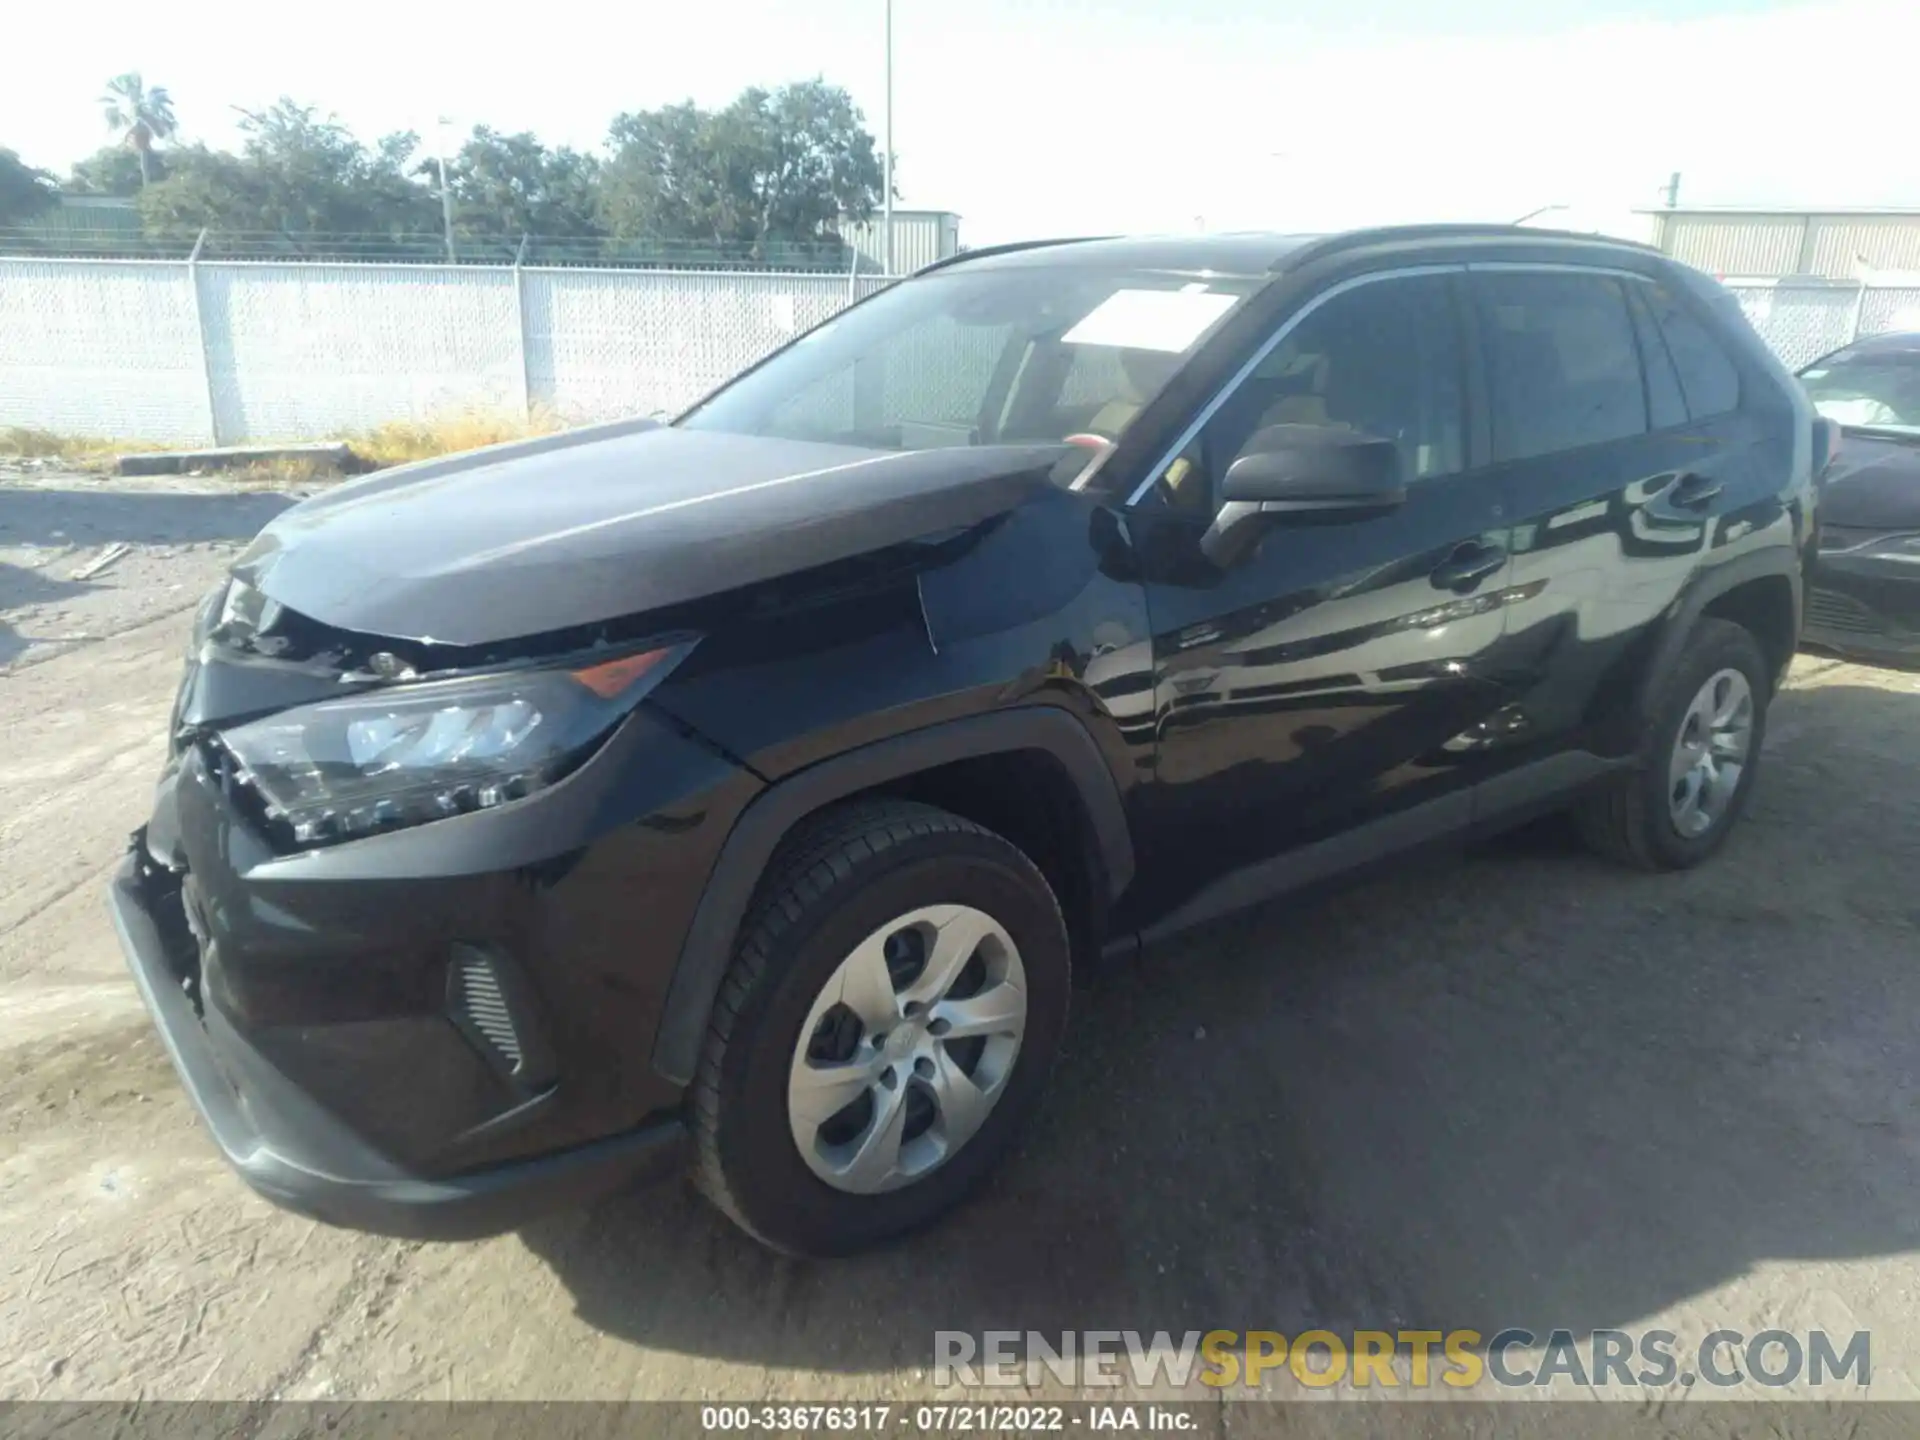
[1806,588,1884,637]
[138,856,206,1020]
[175,877,210,1019]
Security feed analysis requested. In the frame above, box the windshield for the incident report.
[680,266,1257,458]
[1800,344,1920,433]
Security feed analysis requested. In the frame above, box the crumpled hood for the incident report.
[1820,429,1920,530]
[233,419,1071,645]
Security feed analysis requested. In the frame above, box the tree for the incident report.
[135,144,262,238]
[138,101,439,246]
[751,80,885,237]
[0,148,58,225]
[599,79,883,251]
[70,77,888,260]
[100,73,177,188]
[597,101,709,242]
[439,126,603,241]
[69,143,161,196]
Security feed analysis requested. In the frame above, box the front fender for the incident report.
[649,706,1133,1085]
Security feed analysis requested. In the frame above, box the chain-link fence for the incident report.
[0,257,896,445]
[1723,280,1920,371]
[0,223,880,272]
[8,259,1920,447]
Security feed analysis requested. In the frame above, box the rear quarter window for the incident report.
[1646,284,1742,419]
[1626,284,1689,430]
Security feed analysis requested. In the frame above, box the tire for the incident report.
[691,798,1070,1256]
[1574,617,1771,871]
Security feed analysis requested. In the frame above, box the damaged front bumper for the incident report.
[111,575,766,1237]
[107,838,688,1239]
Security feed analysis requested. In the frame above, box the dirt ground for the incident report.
[3,469,1919,1408]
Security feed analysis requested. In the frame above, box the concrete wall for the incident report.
[0,258,893,444]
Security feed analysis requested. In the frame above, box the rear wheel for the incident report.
[692,800,1069,1256]
[1575,618,1770,870]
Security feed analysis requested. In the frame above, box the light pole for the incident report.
[883,0,894,274]
[434,117,458,264]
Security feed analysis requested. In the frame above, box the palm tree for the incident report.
[101,73,177,188]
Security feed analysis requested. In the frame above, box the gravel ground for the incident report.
[3,468,1919,1411]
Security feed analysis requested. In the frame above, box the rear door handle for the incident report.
[1430,542,1507,594]
[1668,473,1723,509]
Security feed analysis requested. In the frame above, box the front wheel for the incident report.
[1575,617,1771,870]
[691,800,1070,1256]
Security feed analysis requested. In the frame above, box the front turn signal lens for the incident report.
[571,647,672,698]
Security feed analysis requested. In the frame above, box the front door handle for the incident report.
[1430,542,1507,594]
[1668,473,1723,509]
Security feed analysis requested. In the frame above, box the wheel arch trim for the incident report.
[650,706,1134,1085]
[1617,547,1803,753]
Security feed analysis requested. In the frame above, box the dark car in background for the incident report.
[111,225,1816,1257]
[1799,332,1920,665]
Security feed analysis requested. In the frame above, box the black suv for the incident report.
[111,226,1817,1257]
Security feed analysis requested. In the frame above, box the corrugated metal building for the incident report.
[1643,206,1920,280]
[838,209,961,275]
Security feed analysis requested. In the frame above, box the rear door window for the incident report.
[1476,272,1649,462]
[1644,283,1742,419]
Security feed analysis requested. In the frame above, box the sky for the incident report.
[7,0,1919,247]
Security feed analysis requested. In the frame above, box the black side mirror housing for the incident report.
[1202,425,1407,567]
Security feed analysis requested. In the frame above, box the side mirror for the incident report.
[1202,425,1407,567]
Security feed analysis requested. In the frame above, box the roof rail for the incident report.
[912,235,1115,276]
[1277,223,1662,272]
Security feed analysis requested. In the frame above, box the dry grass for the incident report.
[2,408,571,485]
[348,408,567,468]
[222,456,347,487]
[0,427,162,470]
[0,426,70,459]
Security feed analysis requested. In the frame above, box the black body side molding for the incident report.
[1126,749,1625,956]
[651,706,1135,1084]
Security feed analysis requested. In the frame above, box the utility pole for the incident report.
[436,117,458,264]
[1664,171,1682,209]
[883,0,894,274]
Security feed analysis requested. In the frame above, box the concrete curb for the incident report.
[117,443,361,477]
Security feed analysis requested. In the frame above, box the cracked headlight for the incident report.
[217,642,693,846]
